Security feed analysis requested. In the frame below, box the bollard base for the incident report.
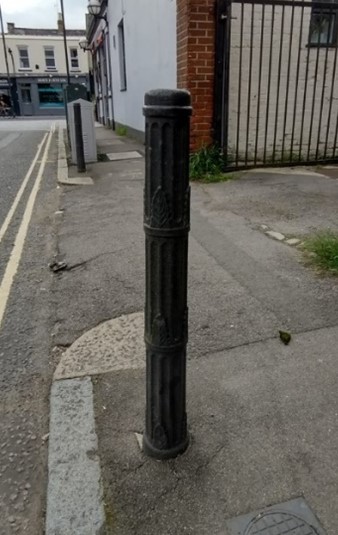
[142,433,189,460]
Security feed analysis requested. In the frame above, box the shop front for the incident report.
[0,78,10,103]
[0,77,19,116]
[16,75,88,116]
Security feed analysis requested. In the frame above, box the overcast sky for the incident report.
[1,0,87,30]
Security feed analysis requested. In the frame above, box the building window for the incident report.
[70,48,79,69]
[38,83,64,108]
[309,0,338,45]
[44,47,56,70]
[18,47,30,69]
[118,19,127,91]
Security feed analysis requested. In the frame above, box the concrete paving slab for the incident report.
[248,167,328,177]
[94,324,338,535]
[192,170,338,237]
[191,207,338,333]
[59,175,94,186]
[286,238,301,246]
[46,377,105,535]
[266,230,285,241]
[99,139,124,146]
[107,151,142,161]
[87,158,144,181]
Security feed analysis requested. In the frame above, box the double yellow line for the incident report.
[0,125,54,328]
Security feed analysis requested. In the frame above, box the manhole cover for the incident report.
[245,511,318,535]
[226,498,326,535]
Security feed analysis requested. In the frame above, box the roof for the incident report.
[7,28,85,37]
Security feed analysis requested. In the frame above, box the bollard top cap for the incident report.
[144,89,191,108]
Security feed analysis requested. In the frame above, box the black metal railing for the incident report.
[215,0,338,169]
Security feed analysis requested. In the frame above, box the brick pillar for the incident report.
[177,0,216,150]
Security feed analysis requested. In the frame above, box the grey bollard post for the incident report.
[143,89,192,459]
[74,102,86,173]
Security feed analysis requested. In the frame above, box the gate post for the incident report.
[143,89,192,460]
[214,0,231,154]
[177,0,216,150]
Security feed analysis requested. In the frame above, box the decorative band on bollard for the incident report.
[143,89,192,460]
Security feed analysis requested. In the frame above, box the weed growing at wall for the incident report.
[190,145,227,182]
[116,125,127,136]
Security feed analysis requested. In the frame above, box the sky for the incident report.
[1,0,87,30]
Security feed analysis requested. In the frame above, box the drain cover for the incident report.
[226,498,326,535]
[245,511,317,534]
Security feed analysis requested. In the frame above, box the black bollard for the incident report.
[143,89,192,459]
[74,103,86,173]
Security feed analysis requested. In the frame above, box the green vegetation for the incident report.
[189,145,236,183]
[103,496,116,534]
[303,231,338,274]
[190,145,223,179]
[116,124,127,136]
[97,152,109,162]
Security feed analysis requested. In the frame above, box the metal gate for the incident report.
[215,0,338,169]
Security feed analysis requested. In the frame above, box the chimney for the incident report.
[7,22,15,34]
[57,12,64,33]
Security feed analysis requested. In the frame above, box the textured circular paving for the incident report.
[54,312,145,380]
[245,511,318,535]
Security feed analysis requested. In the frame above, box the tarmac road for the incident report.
[0,119,61,534]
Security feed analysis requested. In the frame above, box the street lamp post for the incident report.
[8,48,15,74]
[0,3,14,115]
[60,0,71,85]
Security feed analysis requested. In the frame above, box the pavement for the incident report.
[46,125,338,534]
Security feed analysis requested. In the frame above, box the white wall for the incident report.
[0,35,89,76]
[107,0,177,133]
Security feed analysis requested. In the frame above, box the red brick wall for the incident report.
[177,0,216,150]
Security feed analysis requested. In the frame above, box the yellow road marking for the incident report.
[0,128,53,328]
[0,132,48,245]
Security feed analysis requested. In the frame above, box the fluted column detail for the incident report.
[143,89,192,459]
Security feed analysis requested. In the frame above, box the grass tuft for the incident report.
[303,231,338,274]
[190,145,224,180]
[116,125,127,136]
[189,145,236,182]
